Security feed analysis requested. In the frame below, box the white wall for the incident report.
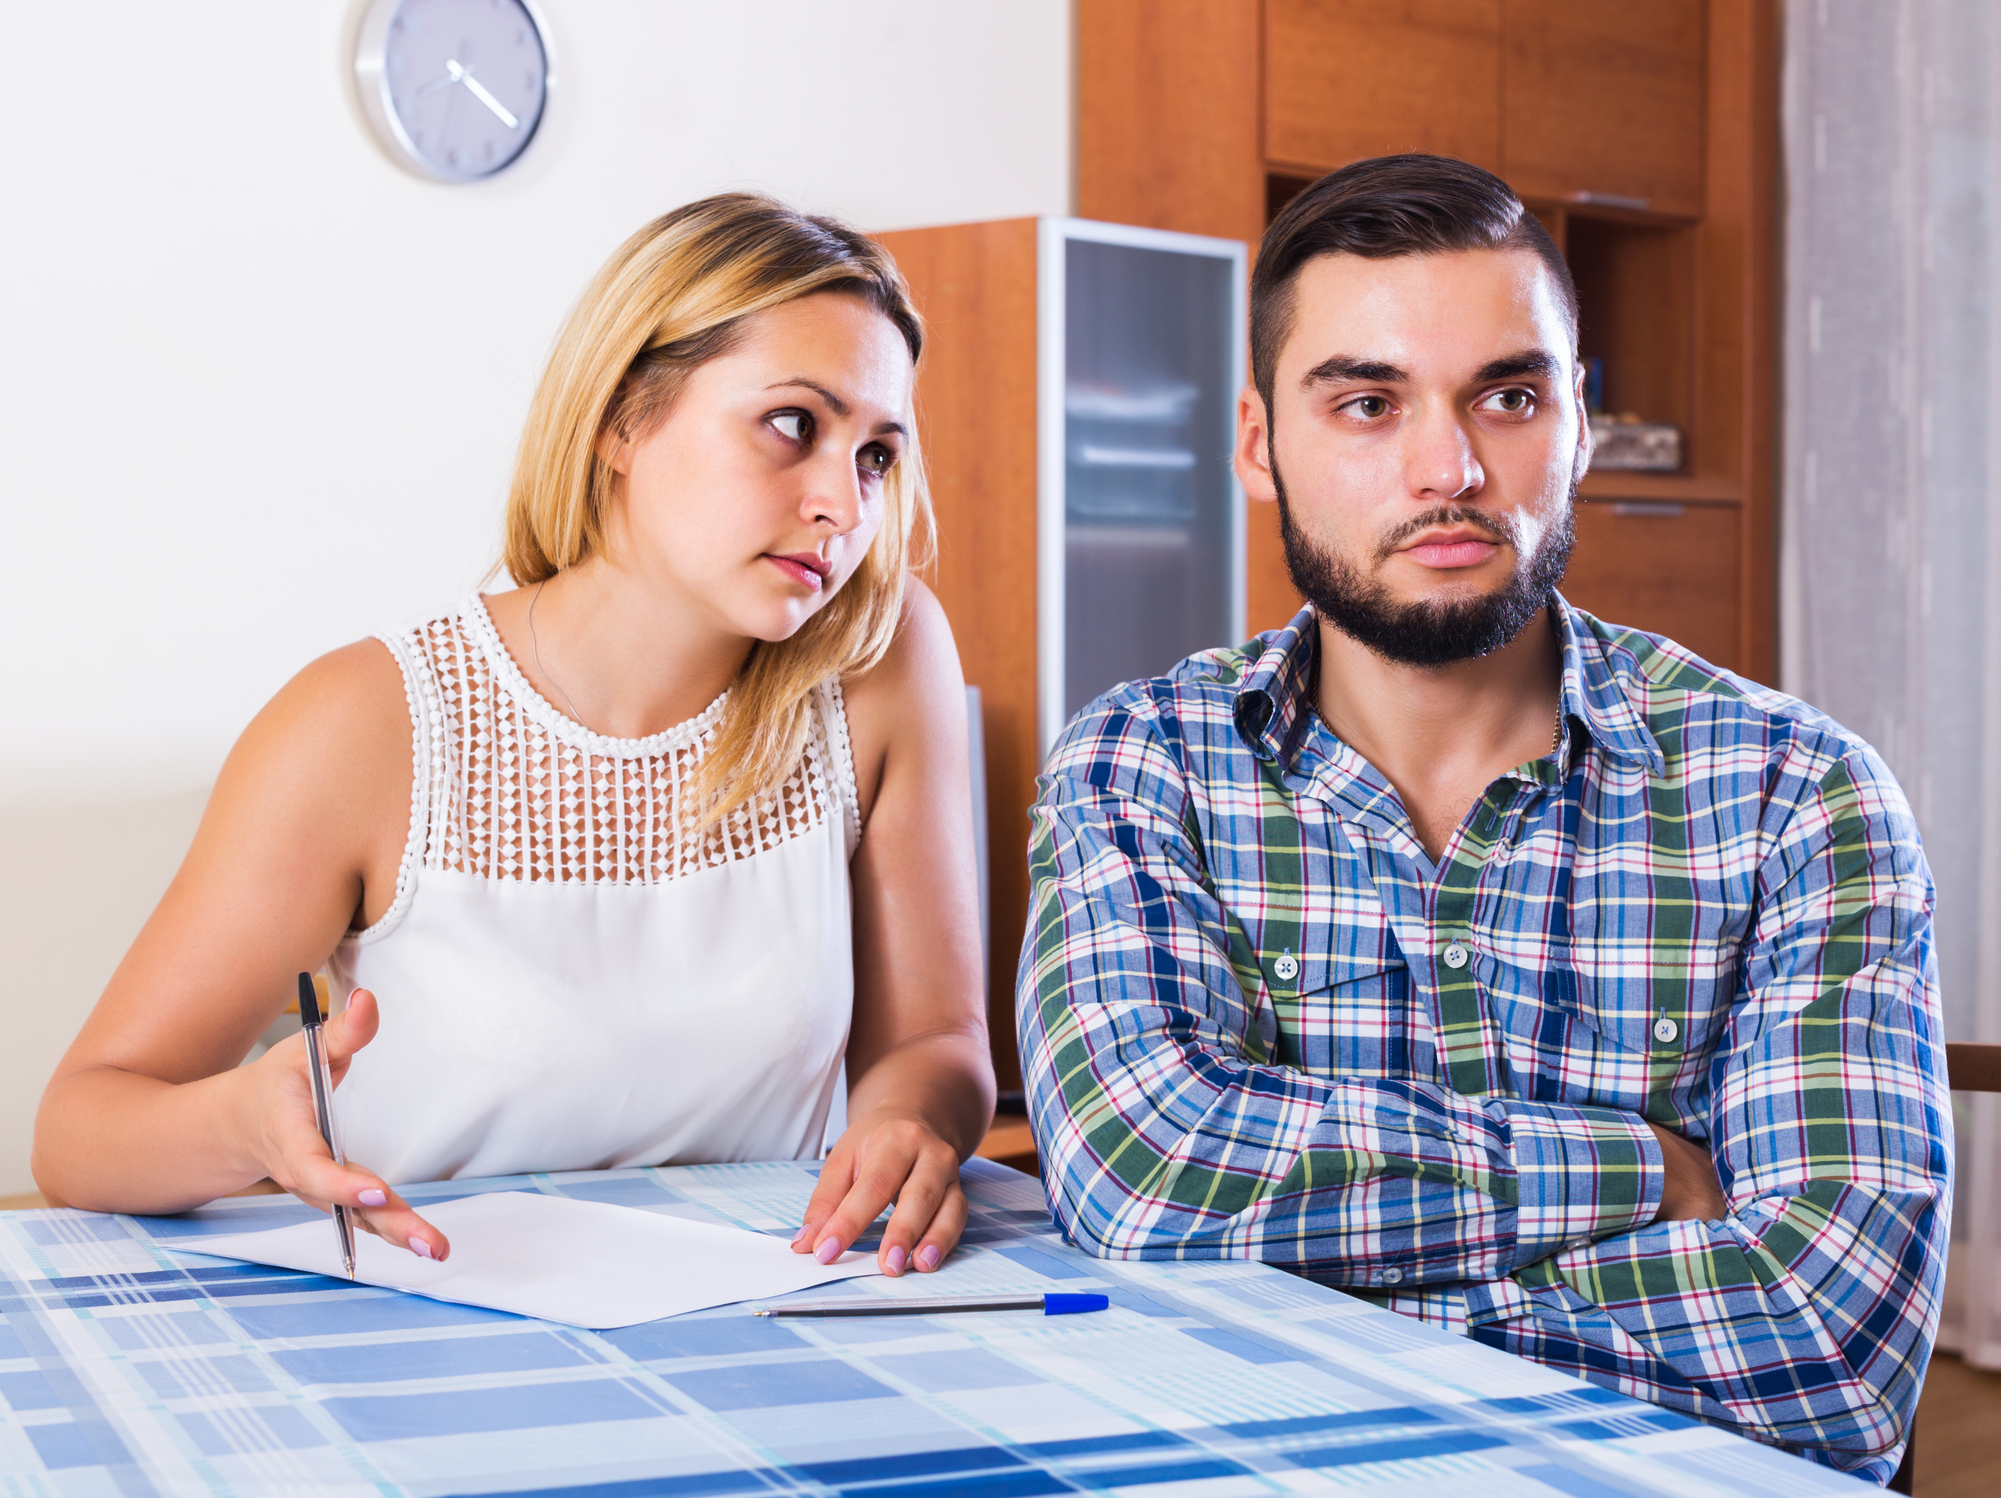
[0,1,1072,1194]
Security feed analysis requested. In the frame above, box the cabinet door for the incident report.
[1265,0,1502,172]
[1563,501,1739,670]
[1060,235,1242,726]
[1501,0,1705,216]
[1078,0,1263,245]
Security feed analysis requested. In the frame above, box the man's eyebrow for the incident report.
[1474,350,1559,383]
[1301,356,1409,387]
[766,378,850,417]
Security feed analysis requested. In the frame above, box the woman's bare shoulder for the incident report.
[842,580,967,818]
[843,580,962,723]
[254,637,408,751]
[210,637,413,833]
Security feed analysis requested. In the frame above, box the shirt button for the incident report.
[1381,1267,1405,1286]
[1442,942,1468,970]
[1273,953,1299,982]
[1653,1016,1680,1044]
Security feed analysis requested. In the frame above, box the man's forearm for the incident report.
[1464,1174,1934,1483]
[1028,1011,1667,1282]
[1023,824,1667,1280]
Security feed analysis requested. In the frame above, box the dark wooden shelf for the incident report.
[1579,472,1742,504]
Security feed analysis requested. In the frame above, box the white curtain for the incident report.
[1783,0,2001,1368]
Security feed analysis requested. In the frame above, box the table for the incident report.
[1,1159,1870,1495]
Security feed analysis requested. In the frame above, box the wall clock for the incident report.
[354,0,554,184]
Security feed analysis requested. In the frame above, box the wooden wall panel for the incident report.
[1501,0,1707,216]
[1266,0,1502,172]
[873,221,1040,1091]
[1701,0,1780,686]
[1076,0,1265,247]
[1078,0,1296,636]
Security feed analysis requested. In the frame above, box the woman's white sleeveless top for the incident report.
[328,595,860,1186]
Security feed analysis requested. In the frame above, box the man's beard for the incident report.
[1273,458,1575,668]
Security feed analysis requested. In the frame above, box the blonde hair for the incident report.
[503,193,931,826]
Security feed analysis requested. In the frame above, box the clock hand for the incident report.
[416,72,455,98]
[454,66,520,130]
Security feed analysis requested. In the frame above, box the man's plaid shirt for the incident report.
[1017,598,1952,1483]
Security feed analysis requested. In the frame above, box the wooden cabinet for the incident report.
[1077,0,1776,681]
[876,219,1247,1092]
[1076,0,1264,247]
[1264,1,1705,217]
[1501,0,1707,216]
[872,221,1040,1089]
[1266,0,1502,172]
[1564,500,1740,666]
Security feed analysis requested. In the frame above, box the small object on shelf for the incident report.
[1589,414,1682,472]
[1583,357,1605,415]
[1566,189,1651,212]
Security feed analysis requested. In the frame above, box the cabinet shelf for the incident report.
[1578,472,1741,504]
[1528,196,1701,230]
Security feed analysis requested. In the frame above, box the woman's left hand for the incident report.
[793,1106,968,1276]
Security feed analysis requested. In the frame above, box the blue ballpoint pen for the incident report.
[296,972,357,1280]
[755,1293,1109,1318]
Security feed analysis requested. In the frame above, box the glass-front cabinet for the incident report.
[1037,219,1248,751]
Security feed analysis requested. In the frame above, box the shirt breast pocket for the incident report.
[1549,919,1743,1106]
[1277,946,1416,1080]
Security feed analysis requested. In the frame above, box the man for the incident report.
[1016,155,1950,1482]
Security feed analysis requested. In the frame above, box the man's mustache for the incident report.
[1373,505,1517,563]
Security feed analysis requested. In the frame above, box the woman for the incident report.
[33,195,994,1277]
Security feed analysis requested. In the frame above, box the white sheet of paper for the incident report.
[168,1191,878,1329]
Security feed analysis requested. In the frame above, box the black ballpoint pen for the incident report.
[296,972,357,1280]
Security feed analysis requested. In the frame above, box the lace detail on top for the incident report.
[358,595,859,937]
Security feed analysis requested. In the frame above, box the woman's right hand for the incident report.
[233,987,449,1261]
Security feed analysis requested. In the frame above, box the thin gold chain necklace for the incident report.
[528,579,592,729]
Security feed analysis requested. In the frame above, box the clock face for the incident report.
[360,0,550,183]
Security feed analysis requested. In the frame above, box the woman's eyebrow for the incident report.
[766,378,851,416]
[1474,350,1558,382]
[765,378,905,437]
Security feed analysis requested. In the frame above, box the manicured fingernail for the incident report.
[791,1225,812,1249]
[358,1189,387,1207]
[814,1236,841,1265]
[917,1245,941,1272]
[409,1238,434,1260]
[885,1245,908,1275]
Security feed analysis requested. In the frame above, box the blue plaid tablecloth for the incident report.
[0,1159,1869,1495]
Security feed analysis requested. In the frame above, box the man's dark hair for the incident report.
[1250,155,1579,411]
